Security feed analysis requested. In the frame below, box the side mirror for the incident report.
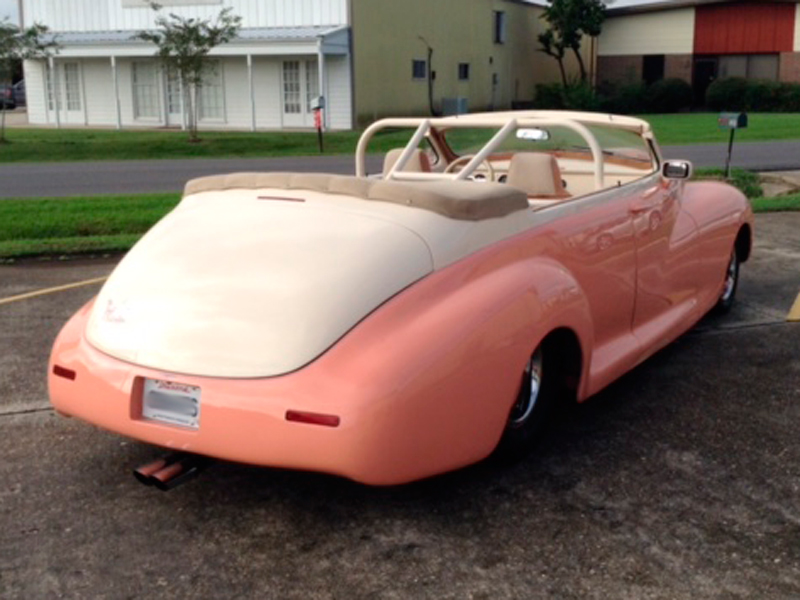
[662,160,693,180]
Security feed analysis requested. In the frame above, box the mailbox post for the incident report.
[311,96,325,154]
[718,112,748,178]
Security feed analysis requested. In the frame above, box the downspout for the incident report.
[346,0,356,128]
[111,56,122,129]
[247,54,255,131]
[418,36,439,117]
[316,36,326,130]
[49,55,61,129]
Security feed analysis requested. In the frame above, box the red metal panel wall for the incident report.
[694,2,796,54]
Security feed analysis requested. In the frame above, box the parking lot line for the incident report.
[789,291,800,322]
[0,276,108,306]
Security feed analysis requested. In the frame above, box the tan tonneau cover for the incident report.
[184,172,529,221]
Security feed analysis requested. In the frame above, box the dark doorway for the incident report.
[643,55,665,86]
[694,57,718,105]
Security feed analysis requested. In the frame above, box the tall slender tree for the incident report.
[0,19,59,143]
[137,3,241,142]
[538,0,607,85]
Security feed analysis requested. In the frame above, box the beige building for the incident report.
[597,0,800,100]
[350,0,556,125]
[22,0,572,131]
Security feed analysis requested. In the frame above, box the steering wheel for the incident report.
[444,155,496,182]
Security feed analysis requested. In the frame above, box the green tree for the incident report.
[136,3,242,142]
[0,19,59,143]
[538,0,607,85]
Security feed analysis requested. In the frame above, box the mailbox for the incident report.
[310,96,325,111]
[718,112,748,130]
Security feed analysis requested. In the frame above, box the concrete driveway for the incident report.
[0,213,798,599]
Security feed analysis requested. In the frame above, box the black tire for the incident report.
[494,345,558,461]
[714,247,739,315]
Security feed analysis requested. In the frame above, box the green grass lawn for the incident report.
[644,113,800,145]
[0,188,796,261]
[0,193,180,259]
[1,112,799,163]
[0,127,413,163]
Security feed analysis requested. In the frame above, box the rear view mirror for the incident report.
[516,128,550,142]
[662,160,693,180]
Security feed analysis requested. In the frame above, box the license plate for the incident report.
[142,379,201,429]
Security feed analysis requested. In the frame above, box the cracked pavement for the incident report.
[0,214,798,599]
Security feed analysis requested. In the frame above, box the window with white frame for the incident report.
[412,59,427,80]
[63,63,81,111]
[493,11,507,44]
[305,60,319,112]
[46,64,58,111]
[283,61,301,114]
[46,62,81,112]
[132,62,160,119]
[166,68,183,115]
[198,61,224,120]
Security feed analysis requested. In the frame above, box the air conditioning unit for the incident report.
[442,97,468,116]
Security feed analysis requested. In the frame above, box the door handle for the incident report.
[630,187,663,214]
[630,199,659,214]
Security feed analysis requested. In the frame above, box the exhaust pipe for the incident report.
[133,453,213,491]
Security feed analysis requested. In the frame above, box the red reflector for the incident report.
[285,410,340,428]
[53,365,77,381]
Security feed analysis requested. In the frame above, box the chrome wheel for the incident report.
[720,251,737,303]
[509,348,544,428]
[714,247,739,315]
[495,343,560,462]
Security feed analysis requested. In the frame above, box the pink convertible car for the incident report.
[49,111,753,487]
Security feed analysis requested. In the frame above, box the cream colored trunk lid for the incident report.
[86,194,433,378]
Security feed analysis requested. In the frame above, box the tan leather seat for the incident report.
[382,148,432,177]
[506,152,570,199]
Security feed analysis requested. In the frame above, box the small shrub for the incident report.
[535,83,567,109]
[644,78,693,113]
[705,77,750,111]
[744,80,780,112]
[598,81,648,114]
[535,82,599,111]
[694,167,763,198]
[562,82,600,111]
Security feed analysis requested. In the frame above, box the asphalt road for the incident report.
[0,214,798,598]
[1,141,800,198]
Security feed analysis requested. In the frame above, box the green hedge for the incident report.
[536,77,800,114]
[706,78,800,112]
[536,78,693,114]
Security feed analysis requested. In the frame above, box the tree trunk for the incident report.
[0,107,7,144]
[185,78,199,143]
[557,58,568,87]
[572,47,588,83]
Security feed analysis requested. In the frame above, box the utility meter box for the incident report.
[718,112,748,129]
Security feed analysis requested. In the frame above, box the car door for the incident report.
[544,184,641,396]
[630,174,700,350]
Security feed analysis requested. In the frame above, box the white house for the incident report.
[21,0,353,130]
[20,0,565,131]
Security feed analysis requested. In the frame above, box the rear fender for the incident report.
[314,252,594,478]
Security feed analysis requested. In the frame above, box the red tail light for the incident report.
[53,365,77,381]
[285,410,340,428]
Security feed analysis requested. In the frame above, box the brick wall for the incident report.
[597,55,642,86]
[664,54,692,83]
[779,52,800,83]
